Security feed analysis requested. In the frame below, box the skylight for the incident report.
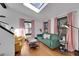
[30,3,44,9]
[23,3,47,13]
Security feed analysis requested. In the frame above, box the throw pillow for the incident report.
[43,34,50,39]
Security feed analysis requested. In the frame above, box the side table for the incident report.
[59,41,68,52]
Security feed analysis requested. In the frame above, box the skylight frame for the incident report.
[30,3,44,9]
[23,3,48,13]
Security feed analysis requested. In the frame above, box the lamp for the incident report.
[62,24,69,29]
[60,23,79,52]
[62,24,79,29]
[62,24,79,53]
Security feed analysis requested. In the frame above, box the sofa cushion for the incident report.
[43,33,50,39]
[43,32,50,39]
[42,39,51,47]
[50,34,59,40]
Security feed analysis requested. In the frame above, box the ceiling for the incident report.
[6,3,79,20]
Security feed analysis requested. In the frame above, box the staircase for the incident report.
[0,21,14,56]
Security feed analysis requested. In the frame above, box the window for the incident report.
[24,21,32,35]
[57,16,67,36]
[43,22,48,32]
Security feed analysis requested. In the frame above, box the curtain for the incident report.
[31,20,35,38]
[66,12,74,52]
[48,20,51,33]
[19,18,25,37]
[54,17,58,34]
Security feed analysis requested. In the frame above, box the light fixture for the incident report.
[62,24,69,28]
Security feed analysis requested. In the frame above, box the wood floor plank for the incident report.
[20,41,74,56]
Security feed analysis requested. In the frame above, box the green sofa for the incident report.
[36,33,60,49]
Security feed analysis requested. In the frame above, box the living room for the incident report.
[0,3,79,56]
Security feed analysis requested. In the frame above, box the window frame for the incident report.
[24,21,32,35]
[23,3,48,13]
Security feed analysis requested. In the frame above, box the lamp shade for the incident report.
[62,25,69,28]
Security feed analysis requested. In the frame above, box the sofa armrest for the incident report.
[50,34,60,47]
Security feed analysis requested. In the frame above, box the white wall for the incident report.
[74,10,79,50]
[0,6,31,28]
[35,20,43,37]
[35,19,50,37]
[0,4,31,55]
[0,27,14,56]
[50,18,54,34]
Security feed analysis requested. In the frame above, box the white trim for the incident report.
[23,3,48,13]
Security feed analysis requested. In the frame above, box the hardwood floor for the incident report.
[20,41,74,56]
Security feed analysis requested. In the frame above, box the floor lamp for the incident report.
[62,24,79,52]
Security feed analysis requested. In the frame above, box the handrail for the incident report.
[0,25,14,35]
[0,21,9,25]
